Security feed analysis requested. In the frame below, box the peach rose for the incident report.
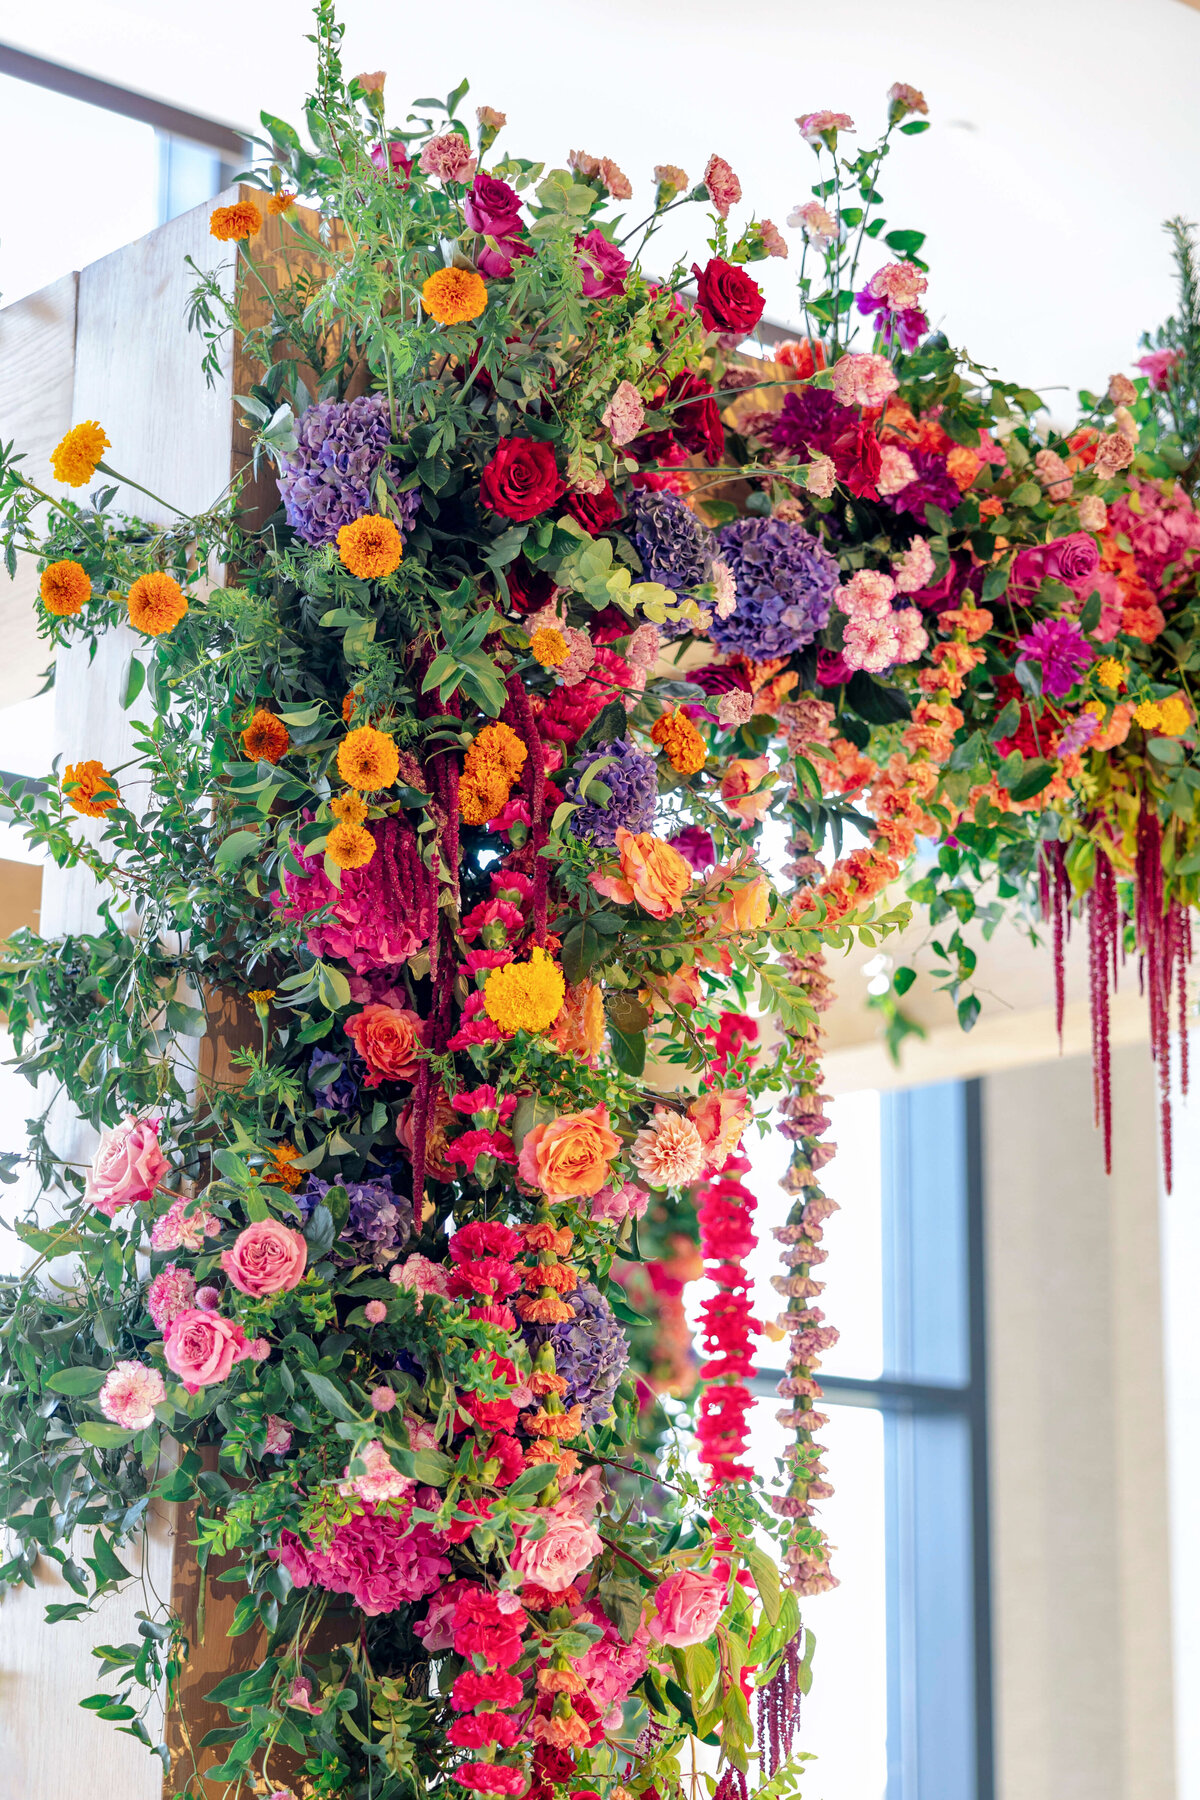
[85,1114,168,1218]
[648,1567,727,1647]
[708,858,771,932]
[688,1090,751,1172]
[518,1102,622,1199]
[345,1003,424,1086]
[590,827,692,921]
[163,1308,250,1393]
[720,756,773,826]
[512,1504,603,1592]
[221,1218,308,1296]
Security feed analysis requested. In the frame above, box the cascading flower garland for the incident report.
[2,12,1200,1799]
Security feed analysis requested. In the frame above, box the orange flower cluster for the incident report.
[421,266,488,325]
[460,721,527,825]
[791,842,900,927]
[1096,534,1165,644]
[338,725,400,792]
[210,200,262,241]
[40,559,91,617]
[267,191,297,216]
[902,698,963,761]
[917,640,984,701]
[327,821,376,870]
[651,708,707,774]
[63,760,119,817]
[337,514,403,580]
[128,571,188,636]
[263,1142,303,1191]
[241,709,290,764]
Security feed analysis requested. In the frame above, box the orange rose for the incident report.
[345,1004,424,1086]
[721,756,773,827]
[688,1090,752,1172]
[517,1102,622,1199]
[707,858,771,932]
[550,981,606,1060]
[590,828,692,921]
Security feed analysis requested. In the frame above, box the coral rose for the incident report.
[648,1567,727,1647]
[163,1308,250,1393]
[591,827,692,920]
[221,1219,308,1297]
[345,1003,424,1085]
[713,866,770,932]
[85,1115,167,1218]
[512,1505,603,1593]
[720,756,773,826]
[517,1102,622,1199]
[688,1090,752,1171]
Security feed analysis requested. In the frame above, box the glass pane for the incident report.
[0,693,54,864]
[882,1084,970,1385]
[746,1396,888,1799]
[0,74,158,303]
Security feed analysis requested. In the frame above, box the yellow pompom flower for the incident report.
[210,200,263,241]
[422,266,488,325]
[1094,658,1127,692]
[1158,694,1191,736]
[337,514,403,580]
[331,791,369,826]
[40,559,91,617]
[128,571,188,636]
[484,947,567,1035]
[63,760,119,817]
[327,820,377,869]
[650,708,707,776]
[530,627,569,668]
[1134,700,1164,729]
[50,422,110,488]
[338,725,401,792]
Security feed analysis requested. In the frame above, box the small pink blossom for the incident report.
[867,260,927,313]
[419,132,477,183]
[145,1263,195,1330]
[557,627,596,688]
[341,1438,414,1505]
[796,111,855,146]
[831,352,898,410]
[264,1414,292,1454]
[1078,494,1107,531]
[702,154,741,219]
[787,200,838,249]
[195,1285,221,1312]
[99,1361,166,1431]
[590,1180,651,1225]
[364,1300,388,1324]
[877,444,917,497]
[286,1676,323,1715]
[602,380,645,447]
[371,1385,397,1412]
[627,623,662,669]
[888,83,928,123]
[1094,430,1135,478]
[758,219,787,258]
[717,689,755,727]
[842,614,900,673]
[151,1195,220,1253]
[389,1254,450,1313]
[568,151,632,199]
[1108,373,1137,407]
[804,455,837,498]
[841,569,896,619]
[893,536,936,593]
[893,608,929,663]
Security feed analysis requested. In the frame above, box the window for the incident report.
[747,1081,993,1799]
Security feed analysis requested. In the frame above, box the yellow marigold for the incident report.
[470,720,527,781]
[1095,657,1127,692]
[267,190,298,215]
[422,266,488,325]
[460,766,513,827]
[459,721,529,824]
[337,514,403,580]
[210,199,263,241]
[247,989,275,1006]
[1134,700,1163,729]
[484,946,566,1034]
[1158,694,1191,737]
[40,559,91,616]
[327,819,377,869]
[338,725,400,791]
[63,760,119,817]
[128,570,188,636]
[50,421,110,488]
[530,626,569,668]
[331,791,369,825]
[241,709,290,764]
[264,1142,303,1191]
[650,707,707,775]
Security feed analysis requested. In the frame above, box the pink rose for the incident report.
[85,1115,167,1218]
[688,1090,751,1172]
[648,1567,727,1647]
[163,1308,250,1393]
[576,229,630,299]
[512,1505,602,1593]
[221,1219,308,1297]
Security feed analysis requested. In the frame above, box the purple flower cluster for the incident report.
[529,1282,629,1428]
[711,517,841,659]
[566,738,658,845]
[1016,618,1094,699]
[299,1175,412,1263]
[628,491,714,593]
[878,448,960,521]
[770,386,850,457]
[278,395,411,547]
[308,1048,359,1113]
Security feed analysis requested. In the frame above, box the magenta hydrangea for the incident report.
[279,1508,451,1616]
[277,819,434,974]
[1107,479,1200,595]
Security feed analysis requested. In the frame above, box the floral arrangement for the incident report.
[1,9,1198,1800]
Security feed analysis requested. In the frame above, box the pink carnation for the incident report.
[150,1195,220,1252]
[99,1361,165,1430]
[575,1599,650,1724]
[841,568,896,620]
[717,690,755,727]
[341,1438,414,1504]
[602,380,645,447]
[264,1414,293,1454]
[804,455,837,498]
[796,110,855,145]
[893,536,936,593]
[557,626,597,688]
[893,608,929,663]
[877,444,917,497]
[867,260,927,313]
[702,154,741,219]
[590,1180,650,1225]
[145,1262,195,1329]
[1077,494,1107,532]
[419,132,477,183]
[830,352,899,410]
[842,614,900,673]
[85,1115,167,1218]
[627,623,662,669]
[1136,348,1182,391]
[758,219,788,259]
[390,1254,451,1300]
[787,200,838,249]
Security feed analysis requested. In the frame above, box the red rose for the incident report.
[503,556,557,614]
[691,258,765,335]
[480,437,565,522]
[665,372,724,464]
[831,421,882,498]
[565,483,623,534]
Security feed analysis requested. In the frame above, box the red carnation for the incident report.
[691,258,765,335]
[482,1431,527,1485]
[448,1712,520,1749]
[450,1221,523,1264]
[480,437,565,522]
[665,372,724,465]
[831,420,882,498]
[565,483,623,534]
[452,1668,525,1710]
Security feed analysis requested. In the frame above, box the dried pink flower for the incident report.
[419,132,477,184]
[702,154,741,220]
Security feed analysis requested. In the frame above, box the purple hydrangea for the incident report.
[710,516,841,659]
[278,395,413,546]
[527,1282,629,1428]
[566,738,658,845]
[308,1048,359,1113]
[1016,618,1094,699]
[298,1175,412,1265]
[628,491,714,593]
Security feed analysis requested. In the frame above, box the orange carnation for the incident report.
[241,709,290,764]
[128,571,188,636]
[63,760,119,817]
[651,708,707,775]
[338,726,400,791]
[591,827,692,920]
[422,266,488,325]
[40,559,91,616]
[517,1101,622,1199]
[210,200,262,241]
[337,514,403,580]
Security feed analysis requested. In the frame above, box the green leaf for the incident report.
[77,1423,137,1452]
[957,993,982,1032]
[260,110,302,151]
[1005,758,1055,802]
[122,658,146,710]
[561,919,606,986]
[301,1368,360,1423]
[214,830,261,872]
[45,1367,107,1396]
[893,965,917,996]
[608,1023,646,1077]
[315,962,352,1011]
[844,673,911,725]
[302,1204,336,1260]
[745,1542,782,1624]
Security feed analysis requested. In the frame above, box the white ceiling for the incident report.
[5,0,1200,408]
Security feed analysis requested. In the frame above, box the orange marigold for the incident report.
[460,766,513,826]
[337,514,403,580]
[469,720,527,780]
[40,559,91,616]
[460,720,528,824]
[128,571,188,636]
[63,760,119,817]
[331,791,369,825]
[651,708,707,775]
[327,820,377,869]
[241,709,290,764]
[267,191,297,215]
[50,421,110,488]
[422,266,489,325]
[210,199,263,241]
[530,626,569,668]
[264,1142,303,1191]
[338,725,401,791]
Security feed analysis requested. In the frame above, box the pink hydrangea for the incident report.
[340,1438,414,1504]
[145,1262,195,1329]
[280,1508,451,1615]
[867,260,928,313]
[796,110,855,146]
[1108,479,1200,591]
[151,1196,220,1253]
[830,352,899,410]
[85,1115,167,1218]
[575,1599,651,1725]
[893,608,929,663]
[877,444,917,497]
[99,1361,166,1430]
[419,132,477,183]
[787,200,838,248]
[276,818,434,974]
[892,536,936,594]
[804,455,837,498]
[841,569,896,619]
[842,614,900,673]
[702,154,741,219]
[602,380,645,447]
